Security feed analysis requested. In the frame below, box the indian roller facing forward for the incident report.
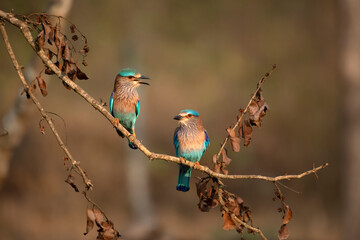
[109,68,150,149]
[173,109,210,192]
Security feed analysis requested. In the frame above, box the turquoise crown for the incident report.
[118,68,137,77]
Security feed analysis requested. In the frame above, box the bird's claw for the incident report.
[180,157,187,164]
[132,128,136,139]
[112,118,120,126]
[194,162,200,168]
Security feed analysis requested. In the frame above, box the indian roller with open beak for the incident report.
[173,109,210,192]
[109,68,150,149]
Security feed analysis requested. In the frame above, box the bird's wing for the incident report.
[135,100,140,118]
[204,130,210,151]
[109,92,114,116]
[173,129,180,157]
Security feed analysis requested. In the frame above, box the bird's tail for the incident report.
[127,139,137,149]
[116,128,137,149]
[116,129,124,138]
[176,164,191,192]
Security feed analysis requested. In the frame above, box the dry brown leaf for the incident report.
[63,42,71,61]
[93,207,105,226]
[84,207,96,235]
[36,31,45,50]
[36,75,47,96]
[76,66,89,80]
[227,127,241,152]
[221,148,232,166]
[67,69,76,81]
[222,212,236,231]
[282,205,293,225]
[278,224,289,240]
[243,119,253,147]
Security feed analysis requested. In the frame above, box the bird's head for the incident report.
[116,68,150,87]
[174,109,200,126]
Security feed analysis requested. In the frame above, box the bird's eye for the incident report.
[188,114,193,117]
[128,76,134,79]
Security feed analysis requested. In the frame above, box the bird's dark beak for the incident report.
[173,115,182,120]
[139,81,150,85]
[139,75,150,80]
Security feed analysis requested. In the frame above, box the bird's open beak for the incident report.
[138,75,150,85]
[173,115,182,120]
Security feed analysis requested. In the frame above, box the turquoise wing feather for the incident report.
[135,100,140,118]
[204,130,210,152]
[109,92,114,116]
[173,130,180,157]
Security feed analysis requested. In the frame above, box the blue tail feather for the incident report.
[176,165,191,192]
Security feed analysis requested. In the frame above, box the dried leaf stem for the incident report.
[0,10,328,184]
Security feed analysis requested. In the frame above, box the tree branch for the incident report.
[0,9,328,184]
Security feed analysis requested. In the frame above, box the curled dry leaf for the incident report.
[93,207,106,226]
[283,205,293,225]
[100,222,116,240]
[219,148,232,175]
[36,75,47,96]
[84,207,96,235]
[249,88,269,127]
[227,127,241,152]
[212,154,221,173]
[221,148,232,166]
[278,224,289,240]
[222,212,236,230]
[65,176,79,192]
[63,42,71,61]
[196,178,219,212]
[67,69,77,81]
[243,119,253,147]
[36,30,45,50]
[76,66,89,80]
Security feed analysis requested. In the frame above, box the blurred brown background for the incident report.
[0,0,358,239]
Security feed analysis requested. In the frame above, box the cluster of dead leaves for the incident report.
[213,149,232,175]
[228,87,269,152]
[196,177,219,212]
[220,190,252,235]
[85,206,121,240]
[28,14,89,96]
[273,188,293,240]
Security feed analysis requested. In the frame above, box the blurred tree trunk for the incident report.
[340,0,360,238]
[121,31,158,239]
[0,0,73,188]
